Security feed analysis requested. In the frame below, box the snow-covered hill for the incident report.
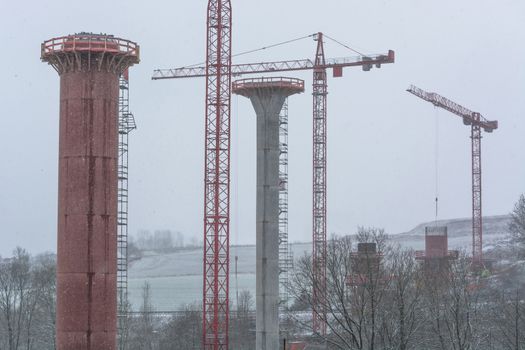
[391,214,511,251]
[128,215,512,311]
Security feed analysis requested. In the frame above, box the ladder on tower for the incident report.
[117,72,137,350]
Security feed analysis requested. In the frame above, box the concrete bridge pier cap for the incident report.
[233,77,304,350]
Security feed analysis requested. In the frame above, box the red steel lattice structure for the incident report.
[407,85,498,264]
[203,1,232,349]
[312,33,327,335]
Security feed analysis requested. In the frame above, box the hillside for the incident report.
[391,214,511,251]
[128,215,512,310]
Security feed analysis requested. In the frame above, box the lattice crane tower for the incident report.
[202,1,233,349]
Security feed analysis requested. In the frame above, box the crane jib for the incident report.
[406,85,498,132]
[151,50,395,80]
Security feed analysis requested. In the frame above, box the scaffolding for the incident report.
[279,98,294,310]
[117,71,136,349]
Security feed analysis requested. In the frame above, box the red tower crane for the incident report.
[153,31,394,342]
[202,1,232,349]
[407,85,498,265]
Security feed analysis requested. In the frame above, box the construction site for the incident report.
[0,1,524,350]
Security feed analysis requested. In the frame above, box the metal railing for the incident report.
[232,77,304,91]
[41,33,139,58]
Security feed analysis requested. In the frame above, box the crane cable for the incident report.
[230,93,241,343]
[184,33,317,68]
[233,94,240,311]
[236,32,368,60]
[434,107,440,225]
[232,33,317,59]
[183,32,368,68]
[323,34,366,56]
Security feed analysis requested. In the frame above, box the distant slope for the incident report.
[128,215,511,310]
[391,215,511,251]
[400,215,510,238]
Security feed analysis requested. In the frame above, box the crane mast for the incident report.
[202,1,232,349]
[406,85,498,265]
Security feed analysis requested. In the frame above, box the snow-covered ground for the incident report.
[128,215,511,311]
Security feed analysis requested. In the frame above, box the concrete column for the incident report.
[233,78,304,350]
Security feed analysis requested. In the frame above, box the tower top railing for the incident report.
[41,33,140,59]
[232,77,304,93]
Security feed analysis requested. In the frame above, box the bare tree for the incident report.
[237,289,254,317]
[509,194,525,257]
[353,228,390,350]
[287,229,395,350]
[423,255,484,350]
[0,248,32,350]
[231,290,255,350]
[0,250,56,350]
[380,248,424,350]
[129,282,157,350]
[25,253,56,350]
[493,288,525,350]
[159,303,202,350]
[118,297,133,350]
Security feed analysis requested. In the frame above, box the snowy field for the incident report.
[128,215,511,311]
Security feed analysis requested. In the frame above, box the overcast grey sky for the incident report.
[1,0,524,256]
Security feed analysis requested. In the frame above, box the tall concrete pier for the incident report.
[233,77,304,350]
[41,33,139,350]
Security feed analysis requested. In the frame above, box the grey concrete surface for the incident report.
[233,79,304,350]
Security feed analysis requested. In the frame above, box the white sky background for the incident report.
[0,0,524,256]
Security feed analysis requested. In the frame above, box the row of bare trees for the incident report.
[287,228,525,350]
[118,227,523,350]
[1,237,521,350]
[118,193,523,350]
